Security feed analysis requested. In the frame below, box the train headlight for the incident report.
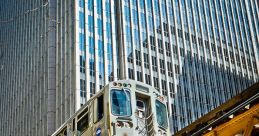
[158,130,162,135]
[123,122,133,128]
[113,82,131,88]
[124,122,130,128]
[115,121,124,128]
[158,129,167,136]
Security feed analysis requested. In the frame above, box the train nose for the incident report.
[111,120,135,135]
[114,127,134,135]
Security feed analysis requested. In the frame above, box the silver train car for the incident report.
[52,80,170,136]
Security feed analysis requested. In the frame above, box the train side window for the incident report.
[77,114,89,134]
[72,119,75,131]
[94,94,104,123]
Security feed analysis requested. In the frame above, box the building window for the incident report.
[169,82,174,98]
[90,82,96,97]
[180,48,184,57]
[178,29,183,38]
[143,38,148,48]
[150,36,156,51]
[165,42,171,56]
[137,71,143,82]
[158,39,164,54]
[163,22,169,37]
[161,80,167,95]
[80,56,86,73]
[80,79,86,98]
[152,56,158,72]
[127,49,133,63]
[153,77,159,90]
[143,53,149,68]
[135,50,141,66]
[224,49,229,62]
[173,45,178,58]
[175,64,180,74]
[145,74,151,85]
[191,35,196,44]
[167,62,173,77]
[89,59,95,76]
[160,59,165,74]
[128,68,134,79]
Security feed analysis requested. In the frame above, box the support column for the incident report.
[47,0,56,135]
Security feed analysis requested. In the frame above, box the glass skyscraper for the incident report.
[0,0,258,135]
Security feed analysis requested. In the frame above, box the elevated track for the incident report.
[175,82,259,136]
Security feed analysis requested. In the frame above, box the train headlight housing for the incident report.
[123,121,133,128]
[115,121,124,128]
[158,129,167,136]
[112,82,131,88]
[124,122,130,128]
[158,130,162,135]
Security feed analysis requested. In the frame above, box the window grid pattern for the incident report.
[119,0,259,134]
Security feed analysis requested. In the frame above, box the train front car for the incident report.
[51,80,170,136]
[108,80,170,136]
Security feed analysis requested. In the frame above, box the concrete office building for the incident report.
[0,0,259,135]
[0,0,57,136]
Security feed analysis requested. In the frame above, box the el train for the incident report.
[52,80,170,136]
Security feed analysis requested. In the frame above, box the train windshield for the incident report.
[111,89,132,116]
[155,100,168,129]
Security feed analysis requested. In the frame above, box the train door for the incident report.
[92,93,105,136]
[135,94,154,136]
